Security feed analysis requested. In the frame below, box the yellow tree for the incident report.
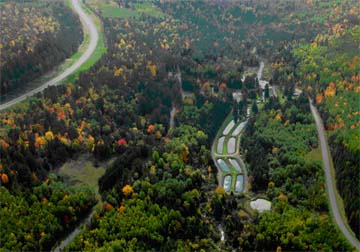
[122,184,133,196]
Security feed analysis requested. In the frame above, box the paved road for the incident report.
[309,100,360,251]
[0,0,99,111]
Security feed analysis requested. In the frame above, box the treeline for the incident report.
[265,1,359,238]
[238,96,351,251]
[0,175,96,251]
[0,6,236,249]
[330,133,360,238]
[292,24,360,239]
[64,95,352,251]
[66,124,222,251]
[0,0,358,250]
[0,1,83,96]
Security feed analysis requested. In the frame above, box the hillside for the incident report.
[0,0,83,98]
[0,0,359,251]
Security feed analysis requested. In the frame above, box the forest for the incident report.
[0,0,83,98]
[0,0,359,251]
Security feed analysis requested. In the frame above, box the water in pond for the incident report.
[217,159,230,172]
[229,158,242,172]
[235,175,244,193]
[223,120,235,135]
[217,136,225,154]
[223,175,232,192]
[227,137,236,154]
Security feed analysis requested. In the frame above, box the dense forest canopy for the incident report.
[0,0,83,97]
[0,0,359,251]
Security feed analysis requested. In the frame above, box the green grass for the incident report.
[304,147,322,162]
[58,158,105,188]
[61,0,106,84]
[1,0,106,110]
[325,139,357,240]
[57,155,114,198]
[135,2,164,19]
[101,5,138,18]
[98,2,164,19]
[310,124,358,241]
[276,89,286,105]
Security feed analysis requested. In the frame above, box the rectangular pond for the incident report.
[223,175,232,192]
[222,120,235,135]
[229,158,242,172]
[217,136,225,154]
[235,175,244,193]
[217,159,230,172]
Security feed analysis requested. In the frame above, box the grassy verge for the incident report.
[309,127,357,241]
[1,0,106,110]
[324,139,357,239]
[62,0,106,84]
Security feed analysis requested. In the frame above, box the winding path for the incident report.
[309,99,360,251]
[0,0,99,111]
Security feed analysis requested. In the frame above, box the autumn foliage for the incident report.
[122,185,133,196]
[1,173,9,184]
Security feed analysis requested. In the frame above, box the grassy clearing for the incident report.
[304,146,322,162]
[101,5,138,18]
[90,0,164,19]
[135,2,164,19]
[57,155,114,198]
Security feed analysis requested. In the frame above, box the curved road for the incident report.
[309,100,360,250]
[0,0,99,111]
